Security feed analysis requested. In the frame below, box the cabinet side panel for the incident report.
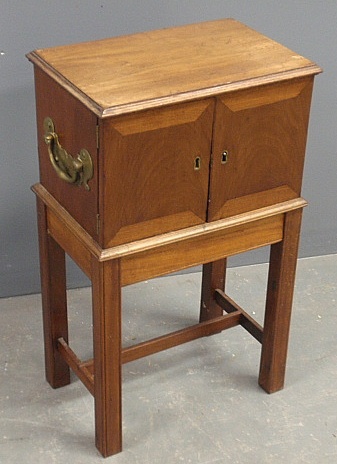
[208,78,314,221]
[101,100,214,247]
[34,66,98,239]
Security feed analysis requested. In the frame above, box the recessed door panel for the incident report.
[208,78,314,221]
[102,100,214,247]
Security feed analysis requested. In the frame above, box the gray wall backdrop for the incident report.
[1,1,336,298]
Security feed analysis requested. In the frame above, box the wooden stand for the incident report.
[34,183,306,457]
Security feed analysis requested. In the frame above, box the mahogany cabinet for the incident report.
[27,19,321,456]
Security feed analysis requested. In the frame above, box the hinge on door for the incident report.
[96,125,99,149]
[96,214,100,235]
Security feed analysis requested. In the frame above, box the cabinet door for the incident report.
[208,78,314,221]
[101,100,214,247]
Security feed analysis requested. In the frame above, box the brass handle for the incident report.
[43,117,93,191]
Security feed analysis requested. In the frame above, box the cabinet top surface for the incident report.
[27,18,321,117]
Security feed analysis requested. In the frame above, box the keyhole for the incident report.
[194,156,201,170]
[221,151,228,164]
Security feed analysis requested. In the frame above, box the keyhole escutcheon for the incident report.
[221,150,229,164]
[194,156,201,170]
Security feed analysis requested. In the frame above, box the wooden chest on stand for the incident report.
[27,19,321,457]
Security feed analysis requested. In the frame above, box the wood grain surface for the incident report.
[27,19,321,116]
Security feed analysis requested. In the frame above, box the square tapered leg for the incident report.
[259,209,303,393]
[36,196,70,388]
[91,257,122,457]
[199,259,227,322]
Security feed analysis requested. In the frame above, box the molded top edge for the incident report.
[27,19,322,117]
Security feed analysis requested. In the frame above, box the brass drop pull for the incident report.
[43,117,93,191]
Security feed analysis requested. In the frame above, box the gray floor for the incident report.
[1,254,336,463]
